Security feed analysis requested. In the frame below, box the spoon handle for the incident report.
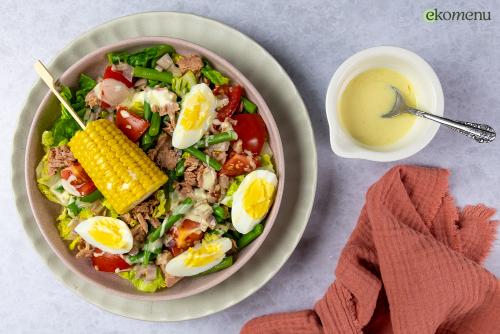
[406,108,496,143]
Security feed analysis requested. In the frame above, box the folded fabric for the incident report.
[241,166,500,334]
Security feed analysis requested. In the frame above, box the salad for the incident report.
[36,44,278,292]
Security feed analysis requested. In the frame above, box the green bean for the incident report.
[212,204,228,221]
[184,147,222,171]
[127,251,157,264]
[140,101,155,150]
[80,189,103,203]
[223,229,241,240]
[133,66,173,83]
[242,97,257,114]
[146,198,194,243]
[237,224,264,249]
[141,133,154,150]
[127,251,145,264]
[174,158,185,179]
[193,131,238,149]
[142,251,151,266]
[143,239,163,253]
[194,256,234,277]
[148,112,161,136]
[172,197,194,215]
[165,170,176,194]
[143,101,152,121]
[67,202,81,216]
[230,229,241,240]
[147,213,182,244]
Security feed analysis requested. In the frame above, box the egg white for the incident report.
[74,216,133,254]
[231,170,278,234]
[164,237,232,277]
[172,83,217,149]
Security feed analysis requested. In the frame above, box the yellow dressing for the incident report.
[88,218,127,249]
[183,242,222,267]
[181,92,209,130]
[339,68,417,147]
[243,179,275,219]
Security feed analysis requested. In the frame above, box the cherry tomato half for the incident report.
[233,113,268,155]
[220,153,256,176]
[115,107,150,142]
[60,163,97,196]
[92,252,131,272]
[215,85,243,121]
[100,100,111,109]
[103,66,133,88]
[169,219,204,256]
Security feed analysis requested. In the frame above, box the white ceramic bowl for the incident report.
[325,46,444,161]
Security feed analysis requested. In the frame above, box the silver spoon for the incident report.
[382,87,496,143]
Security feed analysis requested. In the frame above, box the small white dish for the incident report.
[325,46,444,161]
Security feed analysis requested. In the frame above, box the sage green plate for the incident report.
[13,12,317,321]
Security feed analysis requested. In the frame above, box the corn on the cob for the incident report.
[69,119,168,214]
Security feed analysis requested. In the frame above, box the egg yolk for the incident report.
[180,92,209,130]
[243,179,275,219]
[88,219,126,249]
[183,242,223,267]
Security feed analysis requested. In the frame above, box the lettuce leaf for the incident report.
[78,208,95,220]
[107,45,175,68]
[57,208,76,241]
[171,71,197,97]
[52,117,80,146]
[152,190,167,218]
[41,131,54,150]
[73,74,96,112]
[118,267,166,293]
[200,60,229,86]
[260,154,275,173]
[102,199,118,218]
[68,236,81,250]
[220,175,245,207]
[50,74,96,144]
[36,154,62,204]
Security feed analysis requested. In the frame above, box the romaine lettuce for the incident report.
[56,208,76,241]
[102,199,118,218]
[50,74,96,144]
[41,131,54,150]
[152,190,167,218]
[200,60,229,86]
[220,175,245,207]
[171,71,197,97]
[118,267,166,293]
[36,155,61,204]
[260,154,275,173]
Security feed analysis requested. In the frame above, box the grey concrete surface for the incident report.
[1,0,499,333]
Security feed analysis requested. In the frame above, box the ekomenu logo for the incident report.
[424,9,491,22]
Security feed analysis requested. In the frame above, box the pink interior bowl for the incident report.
[25,37,285,301]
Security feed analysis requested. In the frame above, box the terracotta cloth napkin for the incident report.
[241,166,500,334]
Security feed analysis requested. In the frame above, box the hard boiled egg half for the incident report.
[165,237,232,277]
[172,83,217,149]
[74,216,133,254]
[231,170,278,234]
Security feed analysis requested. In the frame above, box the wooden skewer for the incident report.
[34,60,86,130]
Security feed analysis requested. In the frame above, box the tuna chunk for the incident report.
[176,54,203,74]
[47,145,76,175]
[147,133,180,170]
